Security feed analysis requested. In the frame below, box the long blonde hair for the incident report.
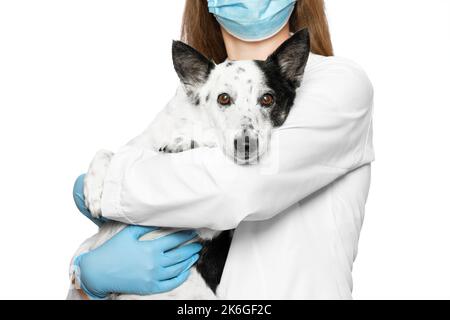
[181,0,334,63]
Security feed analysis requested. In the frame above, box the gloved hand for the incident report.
[73,174,108,227]
[74,226,202,299]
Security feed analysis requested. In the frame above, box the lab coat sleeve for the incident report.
[101,58,374,230]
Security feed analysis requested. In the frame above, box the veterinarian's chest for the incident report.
[217,165,370,300]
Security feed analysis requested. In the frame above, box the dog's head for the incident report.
[172,29,310,164]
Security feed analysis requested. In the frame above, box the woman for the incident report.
[70,0,374,299]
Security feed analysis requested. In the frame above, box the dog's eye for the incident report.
[217,93,231,106]
[260,93,275,108]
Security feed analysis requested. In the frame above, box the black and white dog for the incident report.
[73,29,310,299]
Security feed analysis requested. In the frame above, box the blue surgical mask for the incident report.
[208,0,297,42]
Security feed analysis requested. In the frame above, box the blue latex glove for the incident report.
[72,174,202,298]
[73,174,108,227]
[74,226,202,299]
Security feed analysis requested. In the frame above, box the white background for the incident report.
[0,0,449,299]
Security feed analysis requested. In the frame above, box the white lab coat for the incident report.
[99,53,374,299]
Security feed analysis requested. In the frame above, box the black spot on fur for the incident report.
[190,140,199,149]
[206,94,210,102]
[237,67,246,73]
[194,94,200,106]
[226,62,234,67]
[247,79,252,84]
[196,231,233,293]
[255,29,310,126]
[234,76,239,81]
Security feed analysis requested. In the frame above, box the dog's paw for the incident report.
[84,149,114,219]
[158,137,199,153]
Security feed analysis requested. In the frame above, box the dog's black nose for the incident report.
[234,129,259,162]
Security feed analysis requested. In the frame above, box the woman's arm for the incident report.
[68,176,202,299]
[101,58,374,230]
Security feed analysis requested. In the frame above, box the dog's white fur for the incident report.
[73,60,273,300]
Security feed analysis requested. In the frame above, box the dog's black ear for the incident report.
[172,40,215,92]
[265,28,310,87]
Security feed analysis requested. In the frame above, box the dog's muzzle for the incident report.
[233,128,259,163]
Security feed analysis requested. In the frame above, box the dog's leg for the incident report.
[154,118,218,154]
[127,87,218,154]
[84,149,114,218]
[159,136,200,153]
